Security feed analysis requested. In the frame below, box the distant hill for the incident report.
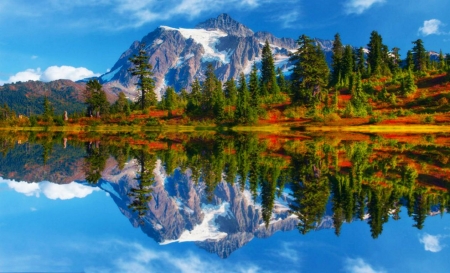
[0,79,87,115]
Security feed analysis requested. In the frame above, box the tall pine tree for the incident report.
[367,31,383,76]
[129,43,156,109]
[290,34,329,106]
[260,40,280,96]
[331,33,344,86]
[412,39,427,72]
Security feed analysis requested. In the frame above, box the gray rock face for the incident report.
[99,13,334,100]
[195,13,254,37]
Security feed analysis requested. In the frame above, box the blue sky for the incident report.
[1,0,449,84]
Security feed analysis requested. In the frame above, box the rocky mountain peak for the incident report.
[195,13,254,37]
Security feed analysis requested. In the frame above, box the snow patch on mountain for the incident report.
[175,197,195,214]
[160,202,230,244]
[176,53,195,68]
[101,66,121,82]
[243,58,262,75]
[153,159,166,186]
[100,181,121,200]
[161,26,229,64]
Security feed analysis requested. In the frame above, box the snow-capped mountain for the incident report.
[99,13,334,100]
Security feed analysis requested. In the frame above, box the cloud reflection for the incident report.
[0,178,99,200]
[84,240,261,273]
[419,233,445,253]
[344,258,386,273]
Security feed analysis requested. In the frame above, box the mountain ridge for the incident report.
[99,13,333,99]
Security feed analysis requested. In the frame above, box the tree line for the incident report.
[2,30,449,127]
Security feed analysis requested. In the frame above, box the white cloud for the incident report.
[41,65,99,81]
[419,233,445,252]
[0,178,99,200]
[8,68,41,83]
[31,55,38,60]
[277,242,300,262]
[1,65,99,84]
[278,11,300,29]
[344,0,386,15]
[83,240,261,273]
[40,182,99,200]
[418,19,444,36]
[0,0,277,30]
[3,179,41,197]
[344,258,386,273]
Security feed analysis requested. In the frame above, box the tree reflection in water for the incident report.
[0,131,449,240]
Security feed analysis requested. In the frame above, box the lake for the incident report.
[0,130,449,272]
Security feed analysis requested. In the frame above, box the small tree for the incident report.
[85,79,109,118]
[402,69,417,95]
[260,40,280,96]
[43,96,54,122]
[163,86,177,118]
[224,78,238,119]
[112,91,130,114]
[235,73,255,124]
[186,78,202,117]
[249,64,261,113]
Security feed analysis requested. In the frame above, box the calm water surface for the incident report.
[0,131,449,272]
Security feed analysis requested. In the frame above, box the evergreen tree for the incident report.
[391,47,401,69]
[235,73,253,124]
[331,33,344,86]
[129,43,156,110]
[342,45,354,88]
[43,96,54,122]
[381,44,392,75]
[224,78,238,106]
[446,53,450,69]
[367,31,383,76]
[438,49,445,71]
[412,39,427,72]
[405,50,414,71]
[356,47,366,74]
[276,67,289,94]
[260,40,280,96]
[249,64,261,113]
[213,78,226,122]
[403,69,417,95]
[290,34,329,106]
[201,63,218,115]
[350,72,368,117]
[111,91,130,115]
[389,47,401,80]
[186,78,202,116]
[85,79,109,117]
[179,88,189,109]
[224,78,237,119]
[163,86,177,118]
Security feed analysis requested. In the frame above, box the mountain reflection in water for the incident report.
[1,131,449,259]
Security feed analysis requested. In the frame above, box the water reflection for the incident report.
[1,131,449,258]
